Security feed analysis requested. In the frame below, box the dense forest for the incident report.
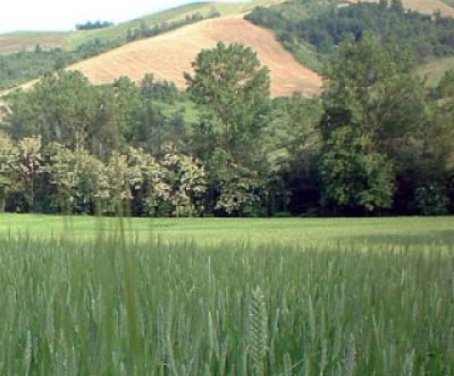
[246,0,454,66]
[1,33,453,217]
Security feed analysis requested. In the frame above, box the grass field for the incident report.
[418,56,454,86]
[0,215,453,374]
[0,31,69,54]
[2,214,454,246]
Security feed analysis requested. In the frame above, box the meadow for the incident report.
[0,215,453,374]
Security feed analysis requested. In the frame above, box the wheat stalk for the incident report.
[248,286,268,376]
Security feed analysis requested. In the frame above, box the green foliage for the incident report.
[9,136,45,212]
[0,38,122,90]
[49,143,105,213]
[76,20,114,31]
[0,49,77,90]
[247,1,454,64]
[0,132,15,210]
[263,94,321,174]
[415,184,449,215]
[1,35,453,216]
[318,33,451,214]
[161,151,206,217]
[208,148,265,217]
[7,71,101,148]
[185,42,270,159]
[320,126,394,212]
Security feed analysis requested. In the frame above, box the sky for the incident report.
[0,0,244,34]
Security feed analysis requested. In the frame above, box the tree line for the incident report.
[126,10,221,42]
[76,20,114,31]
[1,37,453,217]
[246,0,454,62]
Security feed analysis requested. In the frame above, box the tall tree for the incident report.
[319,33,426,213]
[10,136,45,212]
[0,132,16,211]
[185,42,270,161]
[7,71,100,150]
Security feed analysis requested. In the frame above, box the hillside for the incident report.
[66,17,322,97]
[1,0,452,96]
[0,1,285,54]
[0,31,69,54]
[348,0,454,17]
[418,56,454,85]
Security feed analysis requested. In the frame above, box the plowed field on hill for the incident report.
[66,17,322,97]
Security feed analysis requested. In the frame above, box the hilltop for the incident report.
[66,16,322,97]
[0,0,453,95]
[0,1,285,54]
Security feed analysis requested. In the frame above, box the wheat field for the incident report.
[0,216,453,374]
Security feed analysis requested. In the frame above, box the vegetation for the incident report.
[76,20,114,31]
[1,214,454,245]
[0,38,122,90]
[0,49,76,90]
[246,0,454,64]
[1,2,453,374]
[0,1,249,90]
[418,55,454,85]
[0,217,453,374]
[126,11,220,42]
[0,31,69,54]
[0,7,221,90]
[1,32,453,216]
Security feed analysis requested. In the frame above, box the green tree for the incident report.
[320,126,394,213]
[161,151,206,217]
[262,94,322,215]
[10,136,45,212]
[390,0,404,14]
[207,148,265,216]
[8,71,100,150]
[111,77,142,146]
[319,33,432,213]
[0,132,16,211]
[103,152,133,214]
[126,147,170,216]
[49,143,105,213]
[185,42,270,160]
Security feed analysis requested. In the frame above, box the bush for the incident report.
[415,184,449,215]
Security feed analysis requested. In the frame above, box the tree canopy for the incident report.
[185,42,270,160]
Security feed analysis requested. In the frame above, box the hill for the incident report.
[247,0,454,74]
[1,0,452,96]
[348,0,454,17]
[418,56,454,85]
[65,17,322,97]
[0,1,285,54]
[0,31,69,54]
[0,1,297,93]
